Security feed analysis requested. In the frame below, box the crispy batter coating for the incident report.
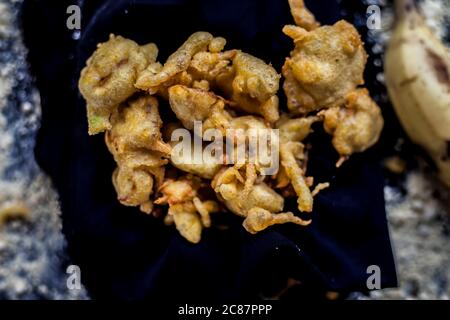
[277,115,327,212]
[228,115,269,143]
[172,160,223,180]
[168,202,203,243]
[193,198,219,228]
[243,207,311,234]
[155,176,219,243]
[168,85,232,133]
[86,103,112,136]
[79,34,158,135]
[170,149,223,179]
[109,146,167,213]
[112,165,154,211]
[226,116,279,191]
[189,50,237,83]
[105,96,170,212]
[156,178,198,205]
[320,89,384,166]
[207,116,277,197]
[106,95,171,155]
[277,114,319,142]
[135,32,213,93]
[217,51,281,123]
[209,37,227,53]
[166,123,223,179]
[79,24,383,242]
[280,142,313,212]
[212,167,284,217]
[212,168,310,233]
[282,21,367,114]
[288,0,320,31]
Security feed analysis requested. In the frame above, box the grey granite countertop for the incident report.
[0,0,87,299]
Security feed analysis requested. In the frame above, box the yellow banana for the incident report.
[385,0,450,186]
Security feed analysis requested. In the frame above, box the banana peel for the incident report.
[385,0,450,187]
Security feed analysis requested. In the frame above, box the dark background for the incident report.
[20,0,398,300]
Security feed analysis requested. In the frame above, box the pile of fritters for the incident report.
[78,0,383,243]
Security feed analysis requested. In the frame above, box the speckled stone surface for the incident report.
[349,0,450,300]
[357,172,450,300]
[0,0,88,299]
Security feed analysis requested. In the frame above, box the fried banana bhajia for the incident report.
[320,89,384,166]
[217,51,281,123]
[287,0,320,31]
[189,50,237,83]
[78,0,384,243]
[282,21,367,114]
[135,32,214,94]
[155,176,219,243]
[168,85,232,133]
[243,208,311,234]
[212,167,310,232]
[282,0,383,167]
[276,115,329,212]
[105,95,170,213]
[227,116,274,164]
[165,123,223,179]
[79,34,158,135]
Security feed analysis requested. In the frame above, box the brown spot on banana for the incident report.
[399,75,418,87]
[426,49,450,91]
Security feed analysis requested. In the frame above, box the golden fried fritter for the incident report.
[86,103,112,137]
[212,168,310,232]
[105,95,170,212]
[320,89,384,166]
[288,0,320,31]
[168,85,232,133]
[282,21,367,114]
[243,207,311,234]
[169,202,203,243]
[79,34,158,135]
[277,114,319,142]
[188,50,237,83]
[170,150,223,179]
[156,178,198,205]
[212,167,284,217]
[106,95,171,155]
[78,20,383,243]
[209,37,227,53]
[165,123,223,179]
[217,51,281,123]
[225,115,280,190]
[155,176,219,243]
[280,141,313,212]
[277,115,328,212]
[229,115,268,132]
[112,164,155,211]
[135,32,214,93]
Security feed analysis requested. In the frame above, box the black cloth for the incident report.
[20,0,397,300]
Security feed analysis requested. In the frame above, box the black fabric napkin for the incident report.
[20,0,397,300]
